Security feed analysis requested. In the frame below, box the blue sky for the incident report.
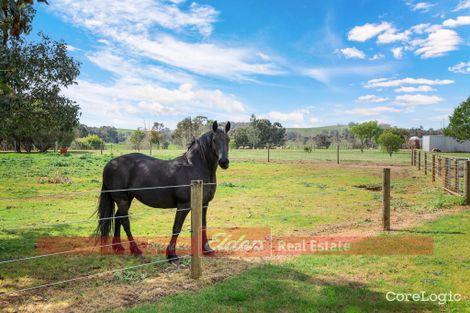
[31,0,470,129]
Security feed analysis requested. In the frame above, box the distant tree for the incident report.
[231,127,249,148]
[350,121,383,152]
[172,116,212,147]
[246,126,261,148]
[377,131,404,156]
[129,129,146,151]
[444,96,470,141]
[313,133,331,149]
[149,122,165,149]
[249,115,286,147]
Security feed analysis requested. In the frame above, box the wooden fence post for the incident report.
[432,154,436,182]
[100,142,103,155]
[464,160,470,205]
[411,149,414,166]
[191,180,203,279]
[337,144,340,165]
[267,145,270,163]
[424,152,427,175]
[418,151,421,171]
[383,168,391,231]
[414,149,417,167]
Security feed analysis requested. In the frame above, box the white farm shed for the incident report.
[422,135,470,152]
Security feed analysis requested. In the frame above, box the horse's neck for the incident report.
[186,141,218,180]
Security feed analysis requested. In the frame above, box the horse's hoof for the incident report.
[130,246,143,256]
[203,248,215,256]
[167,254,180,264]
[113,245,125,254]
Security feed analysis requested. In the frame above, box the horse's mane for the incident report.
[182,131,213,162]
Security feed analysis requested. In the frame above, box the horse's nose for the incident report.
[219,158,229,169]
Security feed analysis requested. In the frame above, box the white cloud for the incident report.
[357,95,389,103]
[66,44,79,51]
[454,0,470,12]
[338,47,365,59]
[394,94,443,107]
[391,47,403,59]
[266,110,308,123]
[413,28,461,58]
[394,85,436,92]
[443,16,470,27]
[370,53,384,60]
[448,61,470,74]
[377,29,410,44]
[345,106,402,116]
[51,0,218,36]
[348,22,392,42]
[304,64,393,85]
[309,117,319,124]
[60,48,246,127]
[410,23,431,34]
[50,0,280,80]
[364,77,454,89]
[410,2,435,11]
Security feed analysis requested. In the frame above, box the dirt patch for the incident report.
[0,257,254,313]
[353,184,382,192]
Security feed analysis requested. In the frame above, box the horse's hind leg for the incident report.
[117,199,142,256]
[112,207,125,254]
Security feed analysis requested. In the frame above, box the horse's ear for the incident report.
[212,120,218,132]
[225,121,231,133]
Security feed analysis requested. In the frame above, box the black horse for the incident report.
[97,121,231,261]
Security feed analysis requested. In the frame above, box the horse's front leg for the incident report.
[166,204,190,263]
[202,203,214,255]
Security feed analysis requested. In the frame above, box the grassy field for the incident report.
[124,211,470,313]
[0,149,468,312]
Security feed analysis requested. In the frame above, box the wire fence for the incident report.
[412,149,470,198]
[0,181,211,296]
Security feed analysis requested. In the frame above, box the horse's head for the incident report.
[211,120,231,169]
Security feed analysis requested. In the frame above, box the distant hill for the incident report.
[287,125,349,137]
[116,128,134,135]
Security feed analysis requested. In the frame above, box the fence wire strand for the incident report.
[0,182,218,202]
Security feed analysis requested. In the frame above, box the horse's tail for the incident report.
[95,185,115,240]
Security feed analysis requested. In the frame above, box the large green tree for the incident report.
[444,96,470,141]
[350,121,383,152]
[1,34,80,152]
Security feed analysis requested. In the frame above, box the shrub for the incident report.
[73,135,104,150]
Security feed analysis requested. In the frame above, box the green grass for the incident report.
[81,146,413,165]
[0,149,466,311]
[122,211,470,313]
